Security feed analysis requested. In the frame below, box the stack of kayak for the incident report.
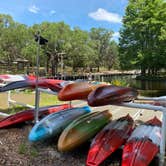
[0,79,163,165]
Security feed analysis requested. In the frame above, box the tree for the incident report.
[104,41,119,70]
[0,14,31,66]
[89,28,113,71]
[119,0,166,75]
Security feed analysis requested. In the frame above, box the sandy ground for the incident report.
[0,94,163,166]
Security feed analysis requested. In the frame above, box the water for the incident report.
[103,75,166,97]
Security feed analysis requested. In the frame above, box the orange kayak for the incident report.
[58,82,105,101]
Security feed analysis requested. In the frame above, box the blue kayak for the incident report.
[28,106,91,142]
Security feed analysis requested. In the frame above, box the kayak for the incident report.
[58,110,112,152]
[28,106,91,142]
[0,104,71,128]
[88,85,138,106]
[58,82,105,101]
[122,116,161,166]
[86,114,134,166]
[0,74,35,83]
[0,78,64,92]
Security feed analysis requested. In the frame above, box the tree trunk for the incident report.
[97,66,100,72]
[141,67,146,75]
[50,55,56,76]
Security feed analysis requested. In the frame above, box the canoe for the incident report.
[88,85,138,106]
[86,114,134,166]
[122,116,161,166]
[28,106,91,142]
[58,82,105,101]
[58,110,112,152]
[0,78,64,92]
[0,104,71,128]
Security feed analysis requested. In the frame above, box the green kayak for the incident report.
[58,110,112,152]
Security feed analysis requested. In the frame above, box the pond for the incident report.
[103,75,166,97]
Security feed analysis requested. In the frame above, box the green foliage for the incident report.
[89,28,117,71]
[111,79,129,87]
[0,14,119,75]
[18,143,39,157]
[18,143,27,155]
[119,0,166,75]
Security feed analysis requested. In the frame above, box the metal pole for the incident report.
[34,33,40,123]
[7,91,11,108]
[61,53,63,80]
[160,111,166,166]
[137,96,166,101]
[117,102,166,112]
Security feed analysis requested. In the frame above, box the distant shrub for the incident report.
[111,79,129,87]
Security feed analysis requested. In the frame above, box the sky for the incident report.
[0,0,128,41]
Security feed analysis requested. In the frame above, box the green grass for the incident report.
[0,91,62,114]
[18,143,28,155]
[18,143,39,157]
[39,93,62,107]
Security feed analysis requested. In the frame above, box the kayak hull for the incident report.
[122,117,161,166]
[58,110,112,152]
[0,104,71,128]
[122,139,159,166]
[28,106,91,142]
[58,82,105,101]
[0,78,63,92]
[88,85,138,106]
[86,114,134,166]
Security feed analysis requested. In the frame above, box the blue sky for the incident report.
[0,0,128,41]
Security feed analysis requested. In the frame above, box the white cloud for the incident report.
[50,10,56,15]
[112,32,120,42]
[88,8,122,23]
[112,32,120,38]
[28,5,40,14]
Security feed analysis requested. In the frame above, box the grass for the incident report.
[18,143,39,157]
[0,91,62,114]
[39,93,62,107]
[18,143,27,155]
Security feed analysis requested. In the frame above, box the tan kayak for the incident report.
[58,110,112,152]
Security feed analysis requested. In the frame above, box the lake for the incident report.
[103,75,166,97]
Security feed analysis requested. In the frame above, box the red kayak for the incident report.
[0,74,36,83]
[122,116,161,166]
[86,114,134,166]
[0,78,64,92]
[0,104,71,128]
[58,82,105,101]
[88,85,138,107]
